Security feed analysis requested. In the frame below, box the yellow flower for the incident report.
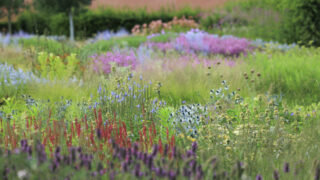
[226,146,231,150]
[223,135,229,140]
[233,130,240,136]
[179,134,185,138]
[187,136,196,142]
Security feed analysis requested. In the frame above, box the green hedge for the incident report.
[207,0,320,46]
[279,0,320,46]
[16,7,200,38]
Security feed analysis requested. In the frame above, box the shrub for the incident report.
[16,8,200,38]
[36,52,80,80]
[16,11,50,35]
[132,16,199,35]
[280,0,320,46]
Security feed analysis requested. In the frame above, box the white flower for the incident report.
[17,169,27,179]
[215,89,221,96]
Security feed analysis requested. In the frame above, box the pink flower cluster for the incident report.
[145,42,174,52]
[144,30,253,56]
[92,51,137,74]
[174,31,252,56]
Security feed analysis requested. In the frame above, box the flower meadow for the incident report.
[1,14,320,180]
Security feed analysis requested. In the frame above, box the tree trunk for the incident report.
[8,8,12,35]
[69,10,74,41]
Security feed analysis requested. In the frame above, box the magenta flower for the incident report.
[92,51,138,74]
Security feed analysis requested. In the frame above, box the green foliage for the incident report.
[19,37,75,55]
[246,46,320,105]
[16,7,200,37]
[202,1,283,42]
[80,35,147,56]
[148,32,178,43]
[0,0,25,34]
[279,0,320,46]
[34,0,91,13]
[16,11,50,35]
[216,0,320,45]
[157,106,175,140]
[36,52,79,80]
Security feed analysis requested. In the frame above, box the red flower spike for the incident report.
[158,139,163,155]
[85,115,88,131]
[98,109,103,129]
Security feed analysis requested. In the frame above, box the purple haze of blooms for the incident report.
[0,63,47,86]
[174,30,252,56]
[145,42,174,52]
[93,28,129,42]
[0,30,34,47]
[142,30,252,56]
[91,51,138,74]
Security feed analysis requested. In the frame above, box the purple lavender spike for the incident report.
[284,162,290,173]
[273,170,280,180]
[256,174,263,180]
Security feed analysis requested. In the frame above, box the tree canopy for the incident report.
[34,0,92,41]
[0,0,25,34]
[34,0,92,13]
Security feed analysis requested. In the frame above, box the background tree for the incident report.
[34,0,92,41]
[0,0,25,34]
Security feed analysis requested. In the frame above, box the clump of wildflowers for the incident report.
[210,80,239,105]
[174,29,252,56]
[91,51,138,74]
[0,63,46,87]
[91,28,129,42]
[132,16,199,35]
[169,103,208,137]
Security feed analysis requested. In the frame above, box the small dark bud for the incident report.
[273,170,279,180]
[256,174,263,180]
[96,128,102,140]
[284,162,290,173]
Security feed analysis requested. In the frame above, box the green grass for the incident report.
[246,46,320,105]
